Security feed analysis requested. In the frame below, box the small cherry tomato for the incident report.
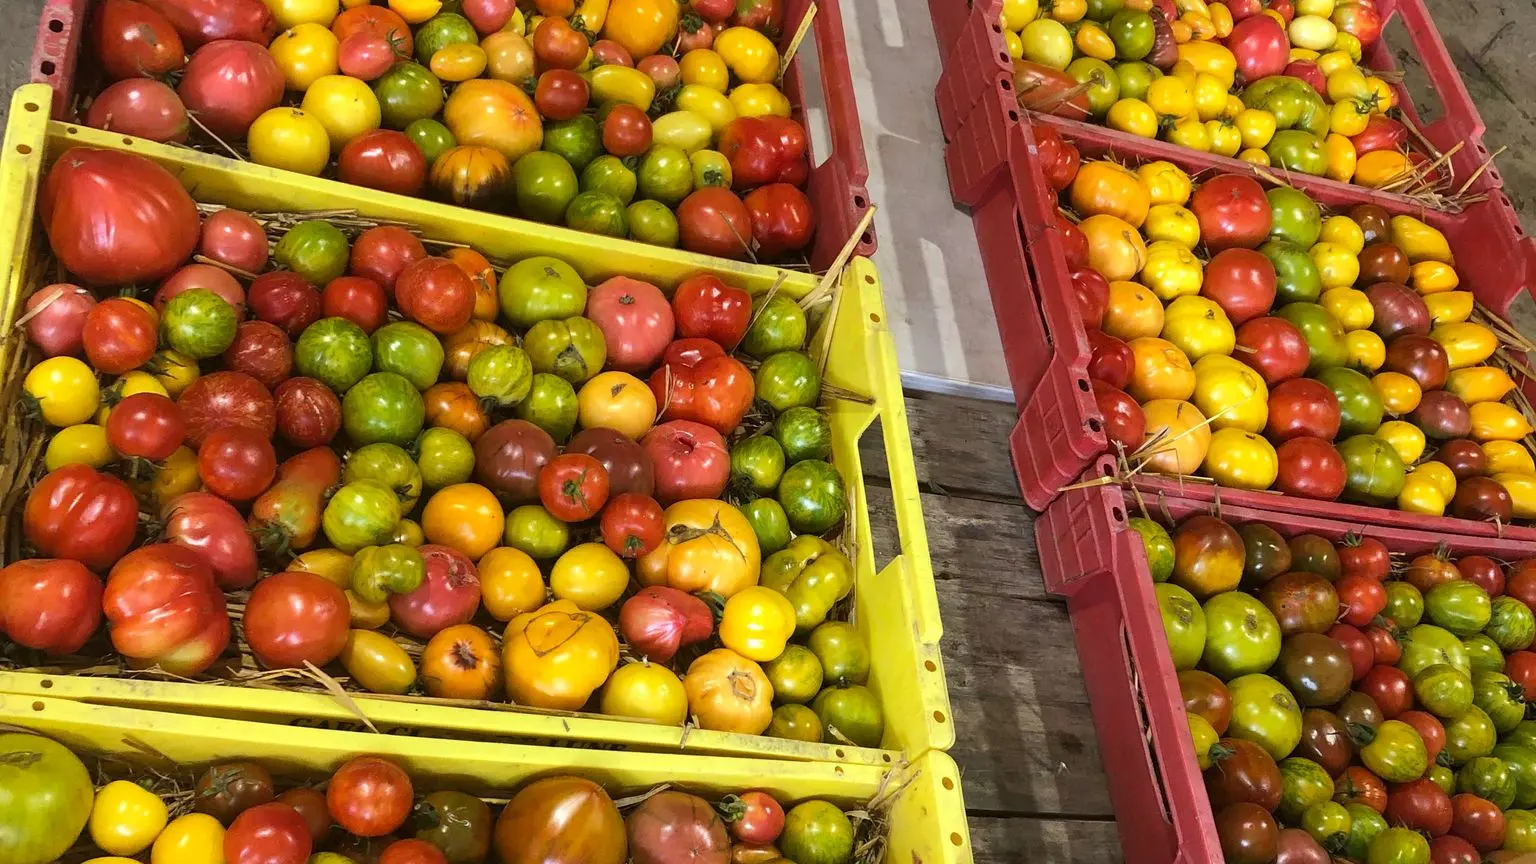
[600,491,664,558]
[538,452,611,521]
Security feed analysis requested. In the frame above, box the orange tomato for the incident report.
[577,371,657,439]
[443,320,515,379]
[1372,371,1421,415]
[1139,399,1211,475]
[422,483,505,559]
[421,624,502,700]
[442,79,543,162]
[447,248,500,321]
[478,546,546,621]
[1409,261,1459,295]
[1353,149,1411,188]
[1324,133,1356,183]
[1080,214,1149,281]
[1446,366,1517,404]
[1103,280,1165,340]
[424,382,490,441]
[603,0,680,58]
[1071,161,1151,228]
[1128,337,1197,402]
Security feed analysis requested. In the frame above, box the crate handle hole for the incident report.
[933,710,947,723]
[1000,78,1012,91]
[15,144,32,155]
[942,777,955,790]
[1111,506,1125,523]
[882,754,892,762]
[860,231,873,245]
[1076,377,1089,392]
[924,660,937,671]
[123,137,134,146]
[40,60,55,76]
[870,313,881,323]
[835,748,846,758]
[48,18,63,32]
[998,51,1008,62]
[66,126,78,134]
[863,274,875,285]
[992,21,1002,32]
[854,194,867,208]
[1087,417,1102,433]
[23,102,38,113]
[1007,109,1020,123]
[31,701,43,712]
[1102,462,1114,477]
[40,679,53,689]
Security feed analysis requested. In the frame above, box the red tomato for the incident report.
[1430,833,1481,864]
[1189,175,1272,252]
[338,32,397,81]
[1509,561,1536,612]
[23,464,138,571]
[1366,624,1402,665]
[677,187,753,260]
[1335,765,1388,814]
[539,453,611,522]
[388,545,481,639]
[331,5,412,58]
[106,392,185,462]
[693,0,733,21]
[141,0,276,46]
[201,209,268,274]
[248,271,322,338]
[1386,778,1452,837]
[103,543,231,674]
[85,78,190,143]
[223,320,294,390]
[534,69,590,120]
[600,492,664,558]
[1033,123,1082,191]
[1274,436,1346,501]
[1226,15,1289,82]
[380,839,449,864]
[199,426,277,502]
[587,276,675,374]
[1202,249,1277,326]
[648,338,755,435]
[464,0,517,34]
[1093,381,1145,451]
[640,419,731,503]
[637,54,680,90]
[1399,710,1445,766]
[1282,59,1325,93]
[177,39,284,139]
[225,802,313,864]
[1327,622,1375,680]
[395,257,475,334]
[1352,114,1408,157]
[1266,378,1341,441]
[1457,555,1505,598]
[1086,330,1134,389]
[673,274,751,349]
[1359,664,1412,718]
[163,490,261,590]
[0,558,103,655]
[1506,651,1536,701]
[1337,573,1387,627]
[743,183,815,259]
[1072,268,1110,330]
[1450,794,1506,853]
[243,571,350,669]
[82,297,158,375]
[274,377,342,448]
[322,276,390,333]
[327,756,414,837]
[157,262,247,319]
[532,16,587,70]
[602,103,653,157]
[718,116,809,190]
[1054,211,1089,269]
[24,283,95,358]
[1234,316,1310,386]
[93,0,186,80]
[338,130,428,197]
[350,225,427,294]
[1340,534,1391,581]
[592,37,636,65]
[274,788,331,845]
[725,791,785,845]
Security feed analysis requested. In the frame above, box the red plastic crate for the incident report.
[1035,455,1536,864]
[929,0,1504,208]
[29,0,875,271]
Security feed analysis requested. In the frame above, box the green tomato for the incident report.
[414,13,476,64]
[1473,669,1527,733]
[731,435,786,496]
[1384,580,1423,628]
[404,118,455,165]
[467,344,533,407]
[374,62,444,130]
[1399,624,1469,679]
[778,459,845,535]
[343,372,425,447]
[1299,800,1350,848]
[415,427,475,488]
[1230,674,1303,763]
[1114,60,1161,100]
[1359,719,1428,783]
[811,684,883,748]
[1487,595,1536,651]
[1129,517,1175,582]
[764,644,823,704]
[767,703,824,742]
[499,256,587,330]
[743,294,809,358]
[542,115,600,171]
[296,316,373,393]
[349,542,426,603]
[1458,755,1518,809]
[1261,240,1323,305]
[275,220,349,285]
[323,479,403,553]
[636,144,694,206]
[1275,301,1345,372]
[564,191,629,238]
[1155,582,1206,671]
[780,802,854,864]
[756,351,821,411]
[1316,366,1383,435]
[1365,827,1429,864]
[0,732,94,864]
[1506,810,1536,854]
[344,442,424,510]
[1020,18,1073,68]
[1442,706,1497,767]
[522,317,606,384]
[1107,9,1154,60]
[743,498,791,554]
[1085,0,1125,20]
[1266,186,1322,248]
[513,151,579,223]
[1066,57,1120,116]
[1425,579,1492,636]
[774,407,832,464]
[161,288,236,359]
[1343,803,1387,862]
[581,155,638,204]
[514,373,579,443]
[807,621,869,685]
[626,200,679,247]
[1335,434,1404,504]
[1202,591,1282,679]
[1411,663,1472,718]
[1464,633,1506,674]
[1267,130,1329,176]
[371,321,444,390]
[1494,742,1536,809]
[503,504,569,559]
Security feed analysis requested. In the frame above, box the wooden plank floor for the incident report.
[859,391,1124,862]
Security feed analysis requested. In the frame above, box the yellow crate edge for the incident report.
[0,695,973,864]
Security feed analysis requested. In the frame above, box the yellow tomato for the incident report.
[1415,461,1458,499]
[551,542,630,611]
[1289,47,1321,62]
[715,26,779,83]
[1104,280,1165,340]
[1209,2,1234,36]
[1398,471,1447,516]
[730,82,791,118]
[1147,76,1194,119]
[300,74,381,148]
[1288,14,1337,49]
[479,546,545,621]
[389,0,440,23]
[1391,215,1454,264]
[1161,296,1235,362]
[270,0,340,28]
[97,370,167,423]
[578,371,657,439]
[392,517,425,546]
[1138,161,1192,206]
[1365,75,1393,111]
[1223,94,1245,119]
[1191,73,1227,121]
[1372,371,1422,416]
[719,585,796,662]
[135,445,198,508]
[1446,366,1518,404]
[348,590,391,629]
[1496,473,1536,519]
[684,648,773,734]
[1004,0,1042,28]
[1470,402,1534,442]
[1183,12,1217,40]
[1004,29,1025,58]
[1205,119,1242,157]
[603,0,680,57]
[591,64,657,111]
[1144,204,1202,248]
[1238,148,1270,166]
[1320,287,1373,330]
[90,780,168,857]
[1178,41,1236,87]
[339,628,416,694]
[1080,214,1149,281]
[1314,51,1352,75]
[504,599,620,709]
[248,107,331,175]
[1326,66,1369,102]
[1190,712,1219,769]
[1129,336,1197,402]
[148,349,198,396]
[1322,132,1356,183]
[46,423,113,471]
[1073,160,1151,227]
[602,661,688,724]
[1426,291,1474,326]
[1020,17,1073,68]
[1203,428,1278,489]
[637,500,760,597]
[1140,399,1212,475]
[24,356,100,426]
[1320,215,1364,254]
[1236,108,1276,149]
[1192,354,1268,432]
[1345,329,1385,372]
[1354,149,1410,188]
[1431,322,1498,369]
[151,813,224,864]
[1409,261,1459,295]
[431,43,489,82]
[1075,22,1116,60]
[1329,98,1370,137]
[1169,18,1193,41]
[1377,420,1426,465]
[1486,441,1536,475]
[483,30,535,83]
[653,110,713,153]
[1107,98,1159,137]
[1309,241,1359,289]
[1333,31,1362,61]
[422,483,505,559]
[680,49,729,91]
[1141,240,1204,300]
[1051,0,1088,22]
[691,149,732,188]
[675,83,737,134]
[291,548,354,588]
[269,23,338,91]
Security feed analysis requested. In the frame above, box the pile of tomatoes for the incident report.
[3,733,864,864]
[1004,0,1433,187]
[1039,141,1536,522]
[6,145,879,749]
[81,0,816,260]
[1140,512,1536,863]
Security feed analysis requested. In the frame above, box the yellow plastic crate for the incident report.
[0,84,952,766]
[0,694,974,863]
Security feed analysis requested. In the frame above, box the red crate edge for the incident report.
[30,0,85,119]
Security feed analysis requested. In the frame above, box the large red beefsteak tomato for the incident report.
[103,543,231,675]
[23,464,139,571]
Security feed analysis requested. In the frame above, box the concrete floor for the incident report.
[4,0,1534,394]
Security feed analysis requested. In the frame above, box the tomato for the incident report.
[223,802,312,864]
[776,801,855,864]
[389,255,475,336]
[1202,591,1282,679]
[82,296,159,376]
[176,39,284,141]
[149,813,227,864]
[243,570,350,669]
[103,391,184,463]
[347,229,425,297]
[197,425,277,501]
[194,763,276,824]
[649,339,755,436]
[415,623,500,700]
[410,792,491,864]
[24,464,137,571]
[327,757,412,837]
[84,779,168,858]
[532,69,589,120]
[1206,736,1284,814]
[93,0,186,81]
[1191,175,1272,251]
[1266,377,1340,442]
[1426,581,1492,637]
[86,76,191,143]
[1158,583,1208,670]
[335,129,427,196]
[1198,248,1276,327]
[0,558,101,658]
